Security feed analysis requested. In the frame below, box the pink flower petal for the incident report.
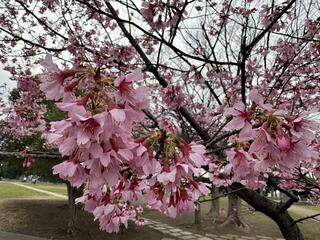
[110,109,126,122]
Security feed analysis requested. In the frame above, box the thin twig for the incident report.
[199,187,246,203]
[292,213,320,225]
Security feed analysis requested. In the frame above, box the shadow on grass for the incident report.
[0,199,165,240]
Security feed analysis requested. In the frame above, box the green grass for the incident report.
[21,183,67,196]
[287,212,320,240]
[0,182,48,199]
[244,211,320,240]
[297,204,320,212]
[206,196,320,239]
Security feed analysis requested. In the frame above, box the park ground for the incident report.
[0,181,319,240]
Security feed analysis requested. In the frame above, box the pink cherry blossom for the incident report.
[224,102,254,139]
[39,55,76,101]
[52,160,87,187]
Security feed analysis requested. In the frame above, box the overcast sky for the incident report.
[0,67,15,101]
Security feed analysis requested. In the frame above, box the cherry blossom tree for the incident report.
[0,1,320,239]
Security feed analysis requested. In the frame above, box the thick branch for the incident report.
[268,178,299,212]
[231,182,278,214]
[0,151,60,159]
[199,187,245,203]
[105,1,211,142]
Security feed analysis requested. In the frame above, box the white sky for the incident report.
[0,67,15,102]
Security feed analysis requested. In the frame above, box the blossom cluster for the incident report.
[141,0,186,30]
[39,55,209,233]
[3,76,46,136]
[212,89,319,190]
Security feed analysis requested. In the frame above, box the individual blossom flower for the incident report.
[181,142,207,168]
[113,68,148,109]
[226,149,253,181]
[279,140,312,171]
[76,192,98,212]
[287,113,318,143]
[52,159,87,187]
[157,165,177,184]
[189,180,211,200]
[175,188,195,213]
[224,102,254,140]
[249,126,281,171]
[39,55,75,100]
[249,89,273,111]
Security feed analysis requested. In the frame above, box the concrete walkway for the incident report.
[145,219,284,240]
[0,231,49,240]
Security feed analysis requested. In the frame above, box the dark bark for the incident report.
[232,183,304,240]
[66,182,77,234]
[275,212,304,240]
[280,192,290,202]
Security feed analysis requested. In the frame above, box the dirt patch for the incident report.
[0,199,167,240]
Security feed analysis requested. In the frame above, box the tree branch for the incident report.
[268,178,299,212]
[245,0,296,54]
[104,1,212,142]
[199,187,245,203]
[14,0,68,41]
[292,213,320,225]
[76,0,238,66]
[0,27,66,52]
[0,151,60,159]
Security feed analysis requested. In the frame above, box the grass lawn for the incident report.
[195,196,320,240]
[290,212,320,240]
[0,182,49,199]
[296,204,320,212]
[21,182,67,196]
[247,211,320,240]
[0,182,319,240]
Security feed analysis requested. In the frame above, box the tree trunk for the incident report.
[194,202,201,224]
[208,187,220,220]
[66,182,77,234]
[226,193,242,226]
[271,190,275,198]
[219,193,249,228]
[231,183,304,240]
[274,212,304,240]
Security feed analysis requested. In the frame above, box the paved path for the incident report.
[289,205,320,222]
[146,219,284,240]
[0,231,49,240]
[8,182,67,200]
